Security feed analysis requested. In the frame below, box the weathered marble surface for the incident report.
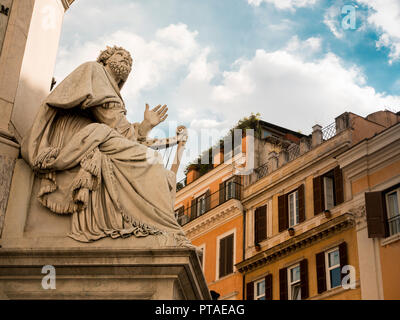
[0,154,15,238]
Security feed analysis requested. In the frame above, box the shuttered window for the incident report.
[254,205,267,244]
[219,233,234,279]
[279,184,306,232]
[281,260,308,300]
[316,242,348,294]
[313,166,344,215]
[279,267,288,300]
[219,182,226,205]
[265,274,273,300]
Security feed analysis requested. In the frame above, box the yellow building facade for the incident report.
[237,111,400,300]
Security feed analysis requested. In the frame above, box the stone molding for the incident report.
[183,199,243,240]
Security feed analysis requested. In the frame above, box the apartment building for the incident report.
[237,110,400,300]
[174,118,305,300]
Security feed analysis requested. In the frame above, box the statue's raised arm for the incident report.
[20,45,192,247]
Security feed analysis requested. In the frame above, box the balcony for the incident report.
[175,181,242,226]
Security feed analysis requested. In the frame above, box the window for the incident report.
[313,166,344,215]
[288,190,299,227]
[278,185,305,232]
[175,206,187,226]
[254,279,266,300]
[365,184,400,238]
[225,179,236,200]
[279,260,309,300]
[316,242,347,294]
[323,176,334,210]
[385,188,400,236]
[218,233,234,279]
[288,264,301,300]
[197,193,207,216]
[325,248,341,290]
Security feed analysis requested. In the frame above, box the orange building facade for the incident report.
[175,110,400,300]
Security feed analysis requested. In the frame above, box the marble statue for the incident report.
[20,45,191,246]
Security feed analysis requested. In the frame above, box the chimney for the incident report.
[312,125,323,147]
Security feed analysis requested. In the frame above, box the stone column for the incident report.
[0,0,72,237]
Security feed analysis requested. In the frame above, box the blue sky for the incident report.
[55,0,400,178]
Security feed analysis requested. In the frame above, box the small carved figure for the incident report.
[21,45,190,246]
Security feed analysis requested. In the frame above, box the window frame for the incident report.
[325,247,341,290]
[287,263,301,300]
[385,187,400,236]
[225,178,236,201]
[197,193,207,216]
[288,190,299,227]
[323,175,335,210]
[254,278,266,300]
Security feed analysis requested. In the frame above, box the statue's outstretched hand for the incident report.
[144,104,168,128]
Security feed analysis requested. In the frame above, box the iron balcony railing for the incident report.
[322,122,336,141]
[388,214,400,236]
[175,181,242,226]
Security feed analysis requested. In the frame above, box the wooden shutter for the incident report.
[339,242,348,281]
[191,199,197,220]
[316,252,327,294]
[278,194,288,232]
[313,175,324,215]
[205,190,211,212]
[219,182,226,205]
[298,184,305,223]
[234,175,241,200]
[279,267,288,300]
[246,282,254,300]
[219,234,234,278]
[334,166,344,205]
[265,274,273,300]
[365,192,388,238]
[300,259,309,299]
[255,205,267,243]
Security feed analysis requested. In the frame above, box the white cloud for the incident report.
[357,0,400,64]
[324,5,344,39]
[172,37,400,138]
[248,0,317,10]
[55,23,201,106]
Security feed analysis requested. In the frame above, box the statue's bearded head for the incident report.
[97,46,133,88]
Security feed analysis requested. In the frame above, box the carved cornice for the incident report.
[236,213,355,274]
[183,199,243,239]
[61,0,75,11]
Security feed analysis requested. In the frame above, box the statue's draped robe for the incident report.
[21,61,187,244]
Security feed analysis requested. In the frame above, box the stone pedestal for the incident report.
[0,247,210,300]
[0,160,211,300]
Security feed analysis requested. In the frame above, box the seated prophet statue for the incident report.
[21,45,191,247]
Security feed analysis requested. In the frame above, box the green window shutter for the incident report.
[190,199,197,220]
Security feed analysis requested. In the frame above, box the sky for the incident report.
[54,0,400,180]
